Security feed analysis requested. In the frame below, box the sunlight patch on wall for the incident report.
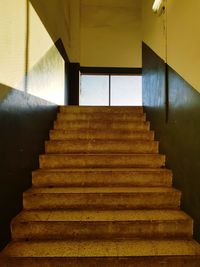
[0,0,65,105]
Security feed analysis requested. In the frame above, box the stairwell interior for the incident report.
[1,105,200,266]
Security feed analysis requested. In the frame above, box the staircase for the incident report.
[1,106,200,266]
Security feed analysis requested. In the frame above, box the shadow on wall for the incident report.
[0,83,57,250]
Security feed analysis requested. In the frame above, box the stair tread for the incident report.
[56,117,146,122]
[2,239,200,257]
[32,168,172,187]
[39,153,166,168]
[45,140,159,154]
[40,153,164,156]
[55,119,148,122]
[57,111,144,115]
[54,121,149,126]
[13,209,191,222]
[59,106,143,113]
[40,152,165,158]
[49,129,155,140]
[25,187,179,194]
[50,129,153,133]
[46,140,158,144]
[57,116,146,119]
[34,168,171,173]
[54,121,150,130]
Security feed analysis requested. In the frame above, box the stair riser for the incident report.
[56,113,146,122]
[60,106,143,113]
[2,256,200,267]
[54,121,150,131]
[39,154,165,169]
[49,130,155,141]
[11,220,192,241]
[45,141,159,154]
[23,192,180,210]
[32,171,172,187]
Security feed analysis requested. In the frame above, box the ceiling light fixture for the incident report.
[152,0,165,15]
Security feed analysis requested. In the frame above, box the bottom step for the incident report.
[1,239,200,266]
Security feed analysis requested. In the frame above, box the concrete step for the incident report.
[57,112,146,122]
[59,105,143,114]
[50,129,155,141]
[54,120,150,131]
[1,239,200,266]
[11,210,193,241]
[45,140,159,154]
[23,187,180,210]
[32,168,172,187]
[39,153,165,169]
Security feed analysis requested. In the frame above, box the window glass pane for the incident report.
[80,75,109,106]
[111,75,142,106]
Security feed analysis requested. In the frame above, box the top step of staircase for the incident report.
[59,106,143,113]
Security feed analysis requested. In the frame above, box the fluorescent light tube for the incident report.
[152,0,163,13]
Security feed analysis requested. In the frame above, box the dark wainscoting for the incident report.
[69,63,80,105]
[55,38,70,104]
[142,42,200,243]
[0,85,57,250]
[56,39,80,105]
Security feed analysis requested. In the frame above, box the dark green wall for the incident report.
[68,63,80,105]
[142,42,200,243]
[0,40,66,249]
[0,85,57,250]
[0,37,79,250]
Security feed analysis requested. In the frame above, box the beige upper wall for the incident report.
[167,0,200,93]
[143,0,200,93]
[0,0,26,88]
[142,0,166,61]
[0,0,54,89]
[80,0,142,67]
